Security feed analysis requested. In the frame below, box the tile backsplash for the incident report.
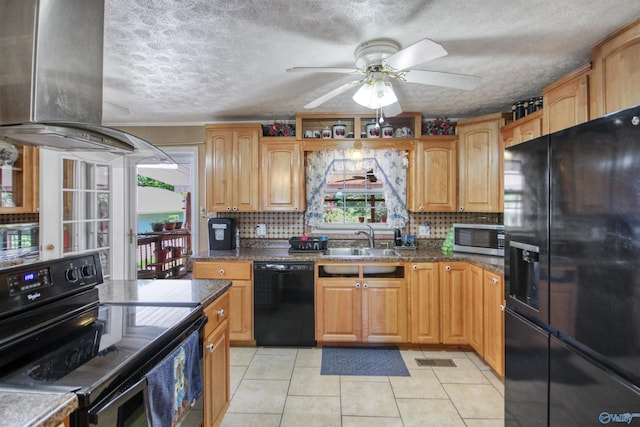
[217,211,502,241]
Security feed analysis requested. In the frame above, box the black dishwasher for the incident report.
[253,261,316,346]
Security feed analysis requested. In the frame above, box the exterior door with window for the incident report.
[39,149,129,280]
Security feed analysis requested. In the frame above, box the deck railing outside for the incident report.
[136,229,191,279]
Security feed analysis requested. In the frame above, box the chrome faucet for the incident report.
[355,224,375,248]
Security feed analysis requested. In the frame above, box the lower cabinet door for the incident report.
[316,279,361,342]
[203,318,230,427]
[363,278,407,343]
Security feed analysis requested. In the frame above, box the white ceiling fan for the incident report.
[287,38,480,116]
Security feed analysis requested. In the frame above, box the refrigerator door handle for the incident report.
[509,240,540,253]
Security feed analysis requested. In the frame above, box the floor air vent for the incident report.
[415,358,457,367]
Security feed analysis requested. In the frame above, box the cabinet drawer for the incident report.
[193,261,252,280]
[204,291,230,337]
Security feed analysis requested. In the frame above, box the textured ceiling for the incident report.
[102,0,640,125]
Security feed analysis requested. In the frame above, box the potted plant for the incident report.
[155,247,170,263]
[171,246,182,258]
[164,215,180,231]
[151,222,164,232]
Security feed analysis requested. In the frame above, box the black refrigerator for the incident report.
[504,105,640,426]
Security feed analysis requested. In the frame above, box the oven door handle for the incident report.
[87,376,149,425]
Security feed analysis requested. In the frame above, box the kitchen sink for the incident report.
[322,247,400,258]
[320,247,401,275]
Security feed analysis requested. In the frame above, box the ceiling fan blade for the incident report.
[287,67,360,74]
[304,80,361,109]
[403,69,480,90]
[383,102,403,117]
[385,38,448,71]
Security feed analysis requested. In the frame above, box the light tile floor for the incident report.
[221,347,504,427]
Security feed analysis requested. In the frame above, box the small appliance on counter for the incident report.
[452,223,504,256]
[207,218,236,250]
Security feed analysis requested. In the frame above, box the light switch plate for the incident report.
[256,224,267,236]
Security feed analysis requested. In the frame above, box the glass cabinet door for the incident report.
[0,144,37,213]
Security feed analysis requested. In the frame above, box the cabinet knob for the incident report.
[445,265,451,271]
[232,207,238,211]
[218,309,225,317]
[499,304,505,311]
[412,264,418,270]
[363,283,368,289]
[419,206,425,211]
[226,207,231,211]
[459,206,464,211]
[355,282,361,288]
[219,269,225,275]
[207,343,215,352]
[492,277,498,284]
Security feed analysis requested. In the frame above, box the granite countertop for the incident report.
[0,279,231,427]
[0,390,78,427]
[191,247,505,275]
[97,278,232,307]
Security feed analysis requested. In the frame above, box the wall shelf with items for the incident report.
[296,112,420,151]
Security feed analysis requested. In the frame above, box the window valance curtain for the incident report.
[305,148,409,228]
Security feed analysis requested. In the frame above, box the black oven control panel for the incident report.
[0,252,103,317]
[7,266,53,296]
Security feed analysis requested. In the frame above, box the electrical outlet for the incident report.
[256,224,267,236]
[419,225,430,236]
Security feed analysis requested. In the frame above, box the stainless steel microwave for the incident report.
[453,223,505,256]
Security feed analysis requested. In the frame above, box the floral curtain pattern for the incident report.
[305,148,409,228]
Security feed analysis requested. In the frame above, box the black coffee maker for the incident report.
[207,218,236,250]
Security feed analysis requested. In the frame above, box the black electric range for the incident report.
[0,253,205,426]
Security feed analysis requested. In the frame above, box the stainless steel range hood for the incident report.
[0,0,172,164]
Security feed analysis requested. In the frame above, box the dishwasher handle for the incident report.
[254,262,314,272]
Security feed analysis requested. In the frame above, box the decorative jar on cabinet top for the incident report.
[365,120,380,138]
[382,123,394,138]
[332,120,346,138]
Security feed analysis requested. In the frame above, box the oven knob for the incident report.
[65,268,80,282]
[81,265,95,278]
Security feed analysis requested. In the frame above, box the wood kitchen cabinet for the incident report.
[467,264,484,355]
[483,270,504,376]
[408,262,440,344]
[439,261,468,345]
[260,138,305,212]
[500,110,543,148]
[542,64,590,134]
[204,124,261,213]
[193,261,254,344]
[203,290,230,427]
[409,136,457,212]
[590,17,640,119]
[456,113,509,213]
[316,263,407,343]
[0,145,39,213]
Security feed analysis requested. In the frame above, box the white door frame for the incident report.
[129,146,199,278]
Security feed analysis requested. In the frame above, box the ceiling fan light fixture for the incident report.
[352,78,397,109]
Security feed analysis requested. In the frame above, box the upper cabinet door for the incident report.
[0,145,38,214]
[457,113,509,213]
[260,139,305,212]
[410,137,457,212]
[542,64,590,134]
[591,18,640,118]
[205,125,260,213]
